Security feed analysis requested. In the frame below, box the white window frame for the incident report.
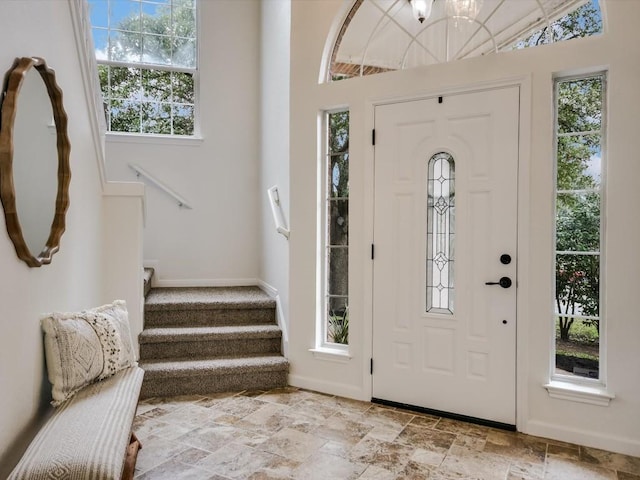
[550,71,607,389]
[313,108,351,357]
[90,0,200,138]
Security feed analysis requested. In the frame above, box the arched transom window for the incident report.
[328,0,602,82]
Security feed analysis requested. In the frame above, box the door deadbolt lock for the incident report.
[500,254,512,265]
[485,277,512,288]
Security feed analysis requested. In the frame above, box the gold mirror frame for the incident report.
[0,57,71,267]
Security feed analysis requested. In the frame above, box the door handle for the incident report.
[485,277,512,288]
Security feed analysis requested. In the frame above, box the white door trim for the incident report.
[361,75,533,431]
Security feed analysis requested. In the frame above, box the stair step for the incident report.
[144,286,276,327]
[139,325,283,360]
[139,355,289,398]
[145,286,275,310]
[141,355,289,375]
[140,325,283,343]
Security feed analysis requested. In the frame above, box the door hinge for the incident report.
[372,129,376,146]
[371,244,375,260]
[370,358,373,375]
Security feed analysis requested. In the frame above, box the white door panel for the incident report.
[372,87,519,425]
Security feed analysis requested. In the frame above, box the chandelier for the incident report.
[408,0,433,23]
[409,0,483,23]
[447,0,484,20]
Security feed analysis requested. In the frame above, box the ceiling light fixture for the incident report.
[446,0,483,21]
[408,0,434,24]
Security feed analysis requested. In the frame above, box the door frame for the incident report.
[362,76,532,431]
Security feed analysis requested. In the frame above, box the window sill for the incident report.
[544,380,615,406]
[106,132,204,146]
[309,347,352,363]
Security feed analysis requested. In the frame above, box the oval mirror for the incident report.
[0,57,70,267]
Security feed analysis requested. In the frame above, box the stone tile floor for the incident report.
[133,387,640,479]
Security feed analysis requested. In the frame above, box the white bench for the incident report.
[8,366,144,480]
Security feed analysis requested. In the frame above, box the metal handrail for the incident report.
[129,163,193,209]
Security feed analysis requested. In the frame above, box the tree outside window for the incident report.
[89,0,197,135]
[325,111,349,346]
[554,74,604,380]
[512,0,602,49]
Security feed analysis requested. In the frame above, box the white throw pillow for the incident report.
[41,300,136,406]
[87,300,136,377]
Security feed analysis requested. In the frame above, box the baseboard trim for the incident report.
[371,398,516,431]
[524,419,640,457]
[256,280,277,297]
[288,374,366,401]
[275,295,288,357]
[256,280,289,358]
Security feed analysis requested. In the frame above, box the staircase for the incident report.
[138,269,289,398]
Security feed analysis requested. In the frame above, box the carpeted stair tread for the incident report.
[139,356,288,398]
[145,286,275,311]
[140,355,289,378]
[139,324,282,343]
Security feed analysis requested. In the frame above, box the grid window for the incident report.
[554,74,605,381]
[88,0,197,135]
[324,111,349,346]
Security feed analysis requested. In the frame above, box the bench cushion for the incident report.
[8,366,144,480]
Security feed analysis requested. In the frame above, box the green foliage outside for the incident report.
[329,307,349,345]
[555,75,603,353]
[329,111,350,198]
[327,111,350,345]
[556,320,599,371]
[514,1,601,48]
[556,319,599,345]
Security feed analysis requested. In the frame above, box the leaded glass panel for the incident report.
[426,152,455,314]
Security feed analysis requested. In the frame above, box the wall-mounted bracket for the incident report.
[268,185,290,240]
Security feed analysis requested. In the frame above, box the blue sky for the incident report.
[88,0,171,58]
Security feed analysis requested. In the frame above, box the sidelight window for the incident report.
[553,73,605,381]
[322,110,350,346]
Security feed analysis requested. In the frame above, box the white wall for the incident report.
[0,2,144,475]
[102,187,145,357]
[289,0,640,456]
[259,0,291,353]
[105,0,262,287]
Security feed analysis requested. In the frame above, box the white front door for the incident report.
[372,87,519,426]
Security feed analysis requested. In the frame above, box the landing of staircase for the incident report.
[144,286,274,310]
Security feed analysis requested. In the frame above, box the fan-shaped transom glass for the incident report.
[328,0,602,81]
